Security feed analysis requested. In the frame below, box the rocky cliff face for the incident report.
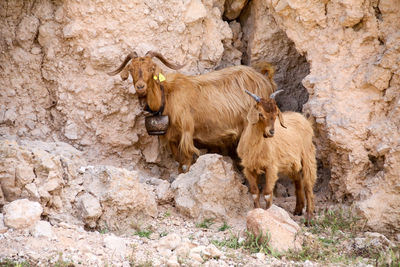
[0,0,399,233]
[264,0,400,233]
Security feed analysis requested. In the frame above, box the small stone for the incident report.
[203,244,222,259]
[158,233,182,251]
[15,165,35,186]
[167,255,180,267]
[104,234,127,258]
[77,193,102,228]
[255,252,265,261]
[0,214,8,233]
[31,221,53,238]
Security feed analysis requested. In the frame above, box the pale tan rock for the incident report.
[103,234,127,258]
[184,0,207,24]
[15,164,36,186]
[246,206,302,253]
[157,233,182,251]
[167,255,180,267]
[82,166,158,231]
[0,214,7,233]
[31,220,54,238]
[76,193,102,228]
[240,0,310,112]
[3,199,43,229]
[172,154,253,222]
[266,0,400,233]
[224,0,249,20]
[0,0,239,172]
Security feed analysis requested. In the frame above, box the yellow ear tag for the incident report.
[158,73,166,82]
[153,75,158,80]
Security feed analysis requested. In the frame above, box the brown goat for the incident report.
[237,90,317,222]
[108,52,277,172]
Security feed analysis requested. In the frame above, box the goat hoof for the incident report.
[293,209,303,216]
[304,214,314,227]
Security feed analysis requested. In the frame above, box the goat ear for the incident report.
[247,105,259,124]
[278,109,286,128]
[120,66,130,80]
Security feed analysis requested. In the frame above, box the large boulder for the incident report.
[172,154,253,222]
[3,199,43,229]
[0,139,86,224]
[246,206,302,253]
[82,165,158,231]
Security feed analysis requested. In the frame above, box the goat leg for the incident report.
[293,176,305,216]
[244,168,261,208]
[263,167,279,209]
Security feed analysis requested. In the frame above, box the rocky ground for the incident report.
[1,201,399,267]
[0,139,399,267]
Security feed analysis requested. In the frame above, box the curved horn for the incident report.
[107,52,138,76]
[270,89,284,100]
[245,89,261,103]
[146,51,185,70]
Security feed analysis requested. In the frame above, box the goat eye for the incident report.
[259,113,264,119]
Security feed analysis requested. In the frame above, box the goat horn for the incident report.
[245,90,261,103]
[146,51,185,70]
[270,90,284,100]
[107,52,138,76]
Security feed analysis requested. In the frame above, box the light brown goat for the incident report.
[237,90,317,222]
[108,52,276,172]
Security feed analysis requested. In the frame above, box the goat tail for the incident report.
[301,144,317,191]
[251,62,276,82]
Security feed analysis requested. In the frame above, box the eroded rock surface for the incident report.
[266,0,400,233]
[172,154,253,223]
[246,206,302,253]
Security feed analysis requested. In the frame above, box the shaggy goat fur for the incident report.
[237,97,317,221]
[109,52,276,172]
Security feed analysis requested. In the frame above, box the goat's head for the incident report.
[108,51,184,97]
[245,90,286,138]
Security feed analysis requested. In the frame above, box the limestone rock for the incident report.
[0,214,7,233]
[76,193,102,228]
[265,0,400,233]
[157,233,182,251]
[3,199,43,229]
[184,0,207,24]
[31,220,54,238]
[224,0,249,20]
[0,0,239,174]
[103,234,127,258]
[172,154,253,222]
[246,206,302,252]
[240,0,310,112]
[82,166,158,231]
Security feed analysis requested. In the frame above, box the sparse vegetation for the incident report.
[283,208,398,266]
[212,230,273,255]
[163,210,171,218]
[0,260,29,267]
[218,222,231,232]
[98,223,109,234]
[134,229,153,238]
[211,208,399,266]
[53,252,75,267]
[129,259,153,267]
[159,231,168,237]
[196,218,214,229]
